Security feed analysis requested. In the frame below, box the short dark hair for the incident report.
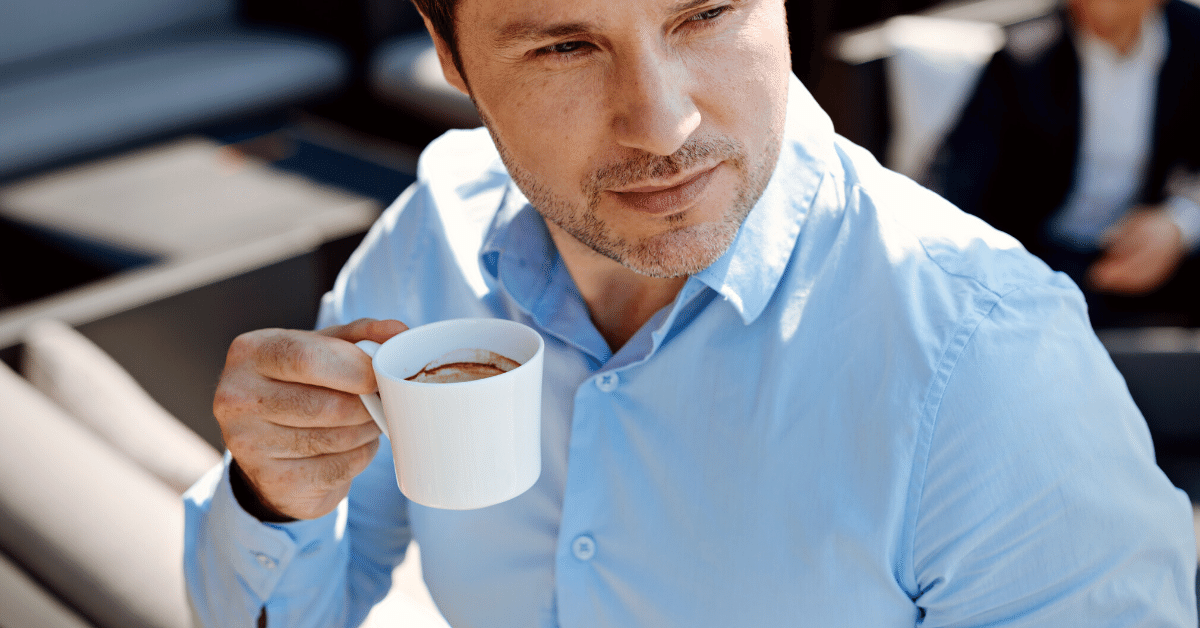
[411,0,464,75]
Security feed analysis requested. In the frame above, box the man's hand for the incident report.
[214,318,408,520]
[1087,207,1187,295]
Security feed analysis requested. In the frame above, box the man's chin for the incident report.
[612,222,740,279]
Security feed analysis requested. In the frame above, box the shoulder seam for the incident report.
[899,287,1003,597]
[914,235,1028,301]
[850,180,1038,302]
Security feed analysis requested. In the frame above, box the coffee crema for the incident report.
[406,348,521,384]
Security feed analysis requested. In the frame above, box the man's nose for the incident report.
[610,48,701,156]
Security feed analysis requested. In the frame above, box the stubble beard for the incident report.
[480,111,783,279]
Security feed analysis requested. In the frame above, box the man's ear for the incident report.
[419,13,469,96]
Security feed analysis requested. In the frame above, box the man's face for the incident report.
[1069,0,1162,44]
[446,0,791,278]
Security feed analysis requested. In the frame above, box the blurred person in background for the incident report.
[931,0,1200,328]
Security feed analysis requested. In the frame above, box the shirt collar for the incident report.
[480,182,550,306]
[691,74,836,324]
[481,73,837,328]
[482,183,613,360]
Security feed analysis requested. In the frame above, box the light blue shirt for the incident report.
[184,76,1197,627]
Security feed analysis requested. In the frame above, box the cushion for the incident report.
[0,359,194,628]
[22,319,221,494]
[0,0,234,67]
[0,24,347,177]
[0,550,96,628]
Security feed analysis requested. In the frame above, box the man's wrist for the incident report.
[229,458,297,524]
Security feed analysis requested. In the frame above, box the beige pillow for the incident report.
[0,360,193,628]
[0,550,94,628]
[22,319,220,493]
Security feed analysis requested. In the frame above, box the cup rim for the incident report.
[373,318,544,387]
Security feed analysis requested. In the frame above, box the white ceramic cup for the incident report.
[355,318,544,510]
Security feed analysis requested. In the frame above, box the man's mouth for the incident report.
[606,164,721,216]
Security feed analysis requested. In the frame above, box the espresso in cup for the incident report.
[406,348,521,384]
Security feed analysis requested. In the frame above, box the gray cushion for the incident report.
[0,24,348,177]
[0,360,195,628]
[22,319,221,493]
[0,0,234,67]
[0,550,96,628]
[370,31,480,129]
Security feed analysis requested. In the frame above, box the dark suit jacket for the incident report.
[930,0,1200,261]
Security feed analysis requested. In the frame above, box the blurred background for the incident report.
[1,0,1198,627]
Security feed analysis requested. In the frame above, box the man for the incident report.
[185,0,1197,625]
[931,0,1200,328]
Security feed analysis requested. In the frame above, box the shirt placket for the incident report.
[551,278,711,627]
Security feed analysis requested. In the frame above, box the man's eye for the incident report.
[542,41,588,55]
[687,6,728,22]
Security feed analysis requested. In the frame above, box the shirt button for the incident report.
[595,373,619,392]
[572,534,597,561]
[253,553,277,569]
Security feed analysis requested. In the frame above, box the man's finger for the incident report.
[1090,249,1173,294]
[255,380,379,428]
[319,318,409,344]
[1089,259,1133,291]
[225,416,379,461]
[241,329,378,393]
[261,421,382,460]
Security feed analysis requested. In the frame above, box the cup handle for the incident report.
[355,340,390,440]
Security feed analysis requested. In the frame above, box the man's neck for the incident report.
[1096,24,1142,56]
[1071,7,1153,57]
[546,222,688,353]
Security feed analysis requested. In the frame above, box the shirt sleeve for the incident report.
[183,218,418,624]
[908,281,1197,626]
[1165,194,1200,253]
[183,174,448,626]
[184,445,410,627]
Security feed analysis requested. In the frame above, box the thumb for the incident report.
[1088,255,1120,288]
[319,318,409,344]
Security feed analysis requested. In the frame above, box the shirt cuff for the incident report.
[1165,195,1200,252]
[190,452,349,603]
